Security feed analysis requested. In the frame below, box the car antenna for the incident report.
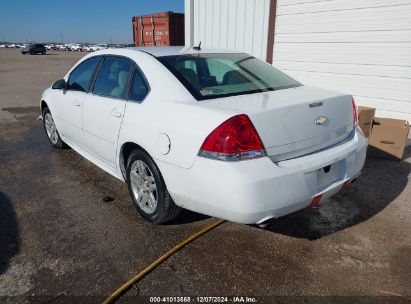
[193,41,201,51]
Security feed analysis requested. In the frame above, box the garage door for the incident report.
[272,0,411,124]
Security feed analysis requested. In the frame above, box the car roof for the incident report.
[126,46,244,57]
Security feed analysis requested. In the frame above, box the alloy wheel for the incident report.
[130,160,158,214]
[44,113,59,145]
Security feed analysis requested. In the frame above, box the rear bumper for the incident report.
[160,129,367,224]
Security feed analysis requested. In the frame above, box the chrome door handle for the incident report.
[73,100,81,106]
[110,110,122,118]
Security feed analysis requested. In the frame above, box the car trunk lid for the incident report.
[201,86,354,162]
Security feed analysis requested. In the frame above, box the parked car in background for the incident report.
[0,44,6,48]
[83,45,93,52]
[67,43,77,51]
[21,43,47,55]
[78,45,86,52]
[45,44,53,50]
[69,44,82,51]
[108,44,123,49]
[80,45,87,52]
[40,47,367,224]
[97,43,108,50]
[87,44,108,52]
[52,44,65,51]
[84,44,105,52]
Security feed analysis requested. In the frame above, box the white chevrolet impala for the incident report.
[40,47,367,224]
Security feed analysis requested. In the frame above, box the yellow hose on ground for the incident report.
[101,219,226,304]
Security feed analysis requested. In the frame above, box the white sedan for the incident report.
[40,47,367,224]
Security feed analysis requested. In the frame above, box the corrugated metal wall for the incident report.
[185,0,271,60]
[273,0,411,122]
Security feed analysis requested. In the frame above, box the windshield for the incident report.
[158,53,301,100]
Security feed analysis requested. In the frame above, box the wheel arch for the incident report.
[119,142,153,181]
[40,100,48,115]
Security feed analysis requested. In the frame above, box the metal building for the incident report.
[185,0,411,123]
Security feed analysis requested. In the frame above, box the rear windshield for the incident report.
[158,53,301,100]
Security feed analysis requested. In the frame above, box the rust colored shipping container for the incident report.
[132,11,184,47]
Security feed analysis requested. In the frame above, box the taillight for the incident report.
[352,97,358,128]
[198,114,266,161]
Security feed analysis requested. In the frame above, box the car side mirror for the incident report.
[52,79,67,90]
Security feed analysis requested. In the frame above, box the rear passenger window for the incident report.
[93,56,133,99]
[129,69,149,101]
[68,57,101,92]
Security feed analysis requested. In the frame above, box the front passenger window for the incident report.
[93,57,133,99]
[68,57,101,92]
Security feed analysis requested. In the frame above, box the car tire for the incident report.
[126,149,181,224]
[42,107,67,149]
[42,51,46,55]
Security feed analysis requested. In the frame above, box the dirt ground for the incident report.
[0,48,410,304]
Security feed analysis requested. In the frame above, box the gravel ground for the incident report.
[0,48,410,304]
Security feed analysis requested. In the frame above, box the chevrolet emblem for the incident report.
[315,116,328,125]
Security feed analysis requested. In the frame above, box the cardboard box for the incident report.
[368,117,410,160]
[357,106,375,138]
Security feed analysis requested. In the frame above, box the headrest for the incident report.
[118,71,128,88]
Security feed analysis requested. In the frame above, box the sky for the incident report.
[0,0,184,44]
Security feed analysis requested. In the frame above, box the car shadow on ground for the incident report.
[258,147,411,240]
[166,209,210,225]
[0,192,20,274]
